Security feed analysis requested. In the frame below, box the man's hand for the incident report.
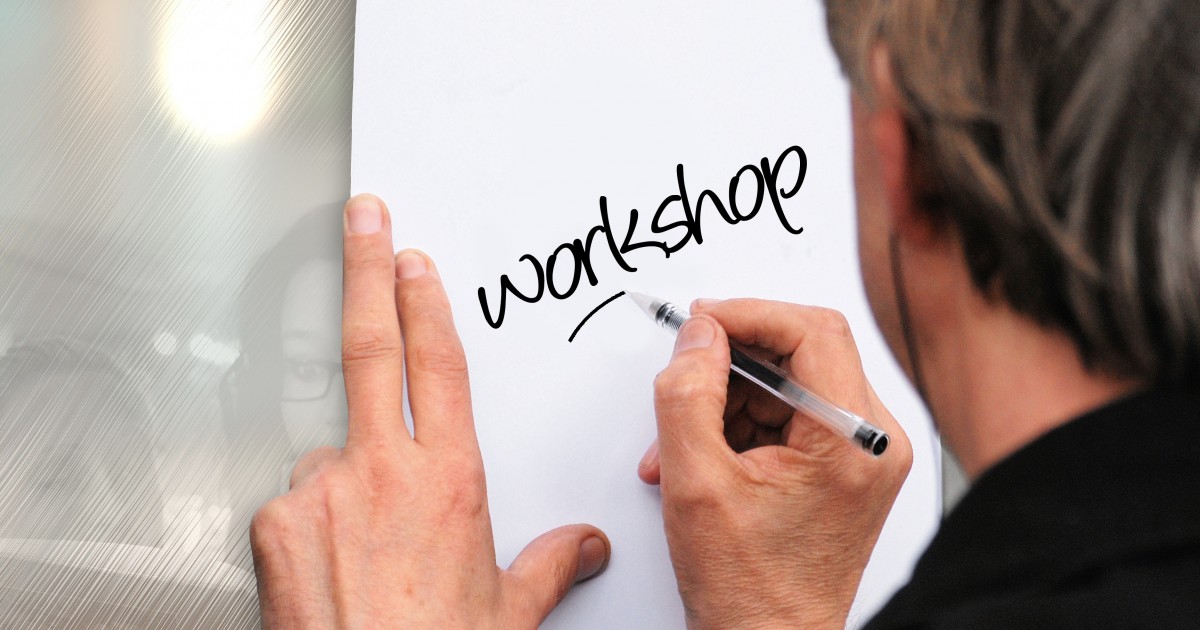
[639,299,912,630]
[250,194,609,629]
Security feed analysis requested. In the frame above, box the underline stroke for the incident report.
[568,291,626,343]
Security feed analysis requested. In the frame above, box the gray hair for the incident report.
[824,0,1200,385]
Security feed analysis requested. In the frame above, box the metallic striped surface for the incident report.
[0,1,354,626]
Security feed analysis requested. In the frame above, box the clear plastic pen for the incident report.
[628,292,889,456]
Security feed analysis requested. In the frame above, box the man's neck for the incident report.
[924,295,1143,480]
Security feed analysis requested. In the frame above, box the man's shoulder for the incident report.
[869,545,1200,629]
[863,389,1200,629]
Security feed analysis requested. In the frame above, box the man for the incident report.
[249,0,1200,627]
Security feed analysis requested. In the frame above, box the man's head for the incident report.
[826,0,1200,389]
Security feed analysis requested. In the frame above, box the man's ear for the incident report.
[864,45,942,249]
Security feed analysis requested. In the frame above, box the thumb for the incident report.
[652,315,733,477]
[504,524,610,624]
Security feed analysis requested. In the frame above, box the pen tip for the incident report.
[625,291,659,317]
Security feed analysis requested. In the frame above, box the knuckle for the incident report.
[810,307,853,339]
[441,459,487,512]
[839,441,911,497]
[292,446,340,479]
[316,472,356,513]
[661,469,721,511]
[360,454,405,494]
[249,497,292,545]
[654,367,724,412]
[652,367,687,397]
[890,437,915,479]
[386,453,484,522]
[837,465,877,496]
[651,369,674,392]
[291,466,362,524]
[407,342,469,379]
[455,457,488,488]
[308,461,352,492]
[443,484,487,521]
[341,327,403,365]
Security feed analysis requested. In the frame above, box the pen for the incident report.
[628,292,889,456]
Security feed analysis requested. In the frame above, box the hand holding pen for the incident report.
[629,293,889,456]
[637,297,913,629]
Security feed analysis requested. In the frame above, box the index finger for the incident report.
[340,194,410,449]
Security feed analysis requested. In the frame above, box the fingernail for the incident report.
[673,318,715,355]
[346,195,383,234]
[395,250,428,278]
[575,536,609,582]
[638,440,659,472]
[691,298,721,311]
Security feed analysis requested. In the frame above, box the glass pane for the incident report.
[0,1,354,625]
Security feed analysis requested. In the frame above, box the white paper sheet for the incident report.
[352,2,940,627]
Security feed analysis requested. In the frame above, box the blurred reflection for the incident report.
[0,342,162,546]
[223,208,345,551]
[0,0,354,624]
[0,341,259,626]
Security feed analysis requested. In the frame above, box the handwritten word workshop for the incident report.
[478,145,809,329]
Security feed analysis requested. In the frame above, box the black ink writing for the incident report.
[479,145,809,329]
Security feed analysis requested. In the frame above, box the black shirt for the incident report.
[865,390,1200,629]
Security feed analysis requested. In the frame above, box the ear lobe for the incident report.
[866,46,942,248]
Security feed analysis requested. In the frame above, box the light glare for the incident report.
[162,0,271,141]
[187,333,239,367]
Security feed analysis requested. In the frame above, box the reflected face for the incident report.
[279,258,346,455]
